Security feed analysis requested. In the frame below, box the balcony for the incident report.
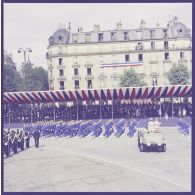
[72,75,81,80]
[163,59,172,63]
[58,76,66,80]
[49,76,54,81]
[98,74,107,79]
[150,72,159,77]
[48,65,54,70]
[72,63,80,68]
[178,59,187,63]
[85,64,93,68]
[110,73,118,79]
[57,65,65,69]
[59,86,65,90]
[85,75,94,79]
[150,61,159,64]
[74,86,80,90]
[135,45,144,50]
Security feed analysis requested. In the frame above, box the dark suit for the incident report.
[33,129,41,148]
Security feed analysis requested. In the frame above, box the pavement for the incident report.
[3,127,191,192]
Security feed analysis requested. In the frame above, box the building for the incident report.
[46,17,192,91]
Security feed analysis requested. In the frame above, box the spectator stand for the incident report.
[3,85,192,126]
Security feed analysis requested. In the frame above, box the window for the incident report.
[163,29,168,38]
[180,52,185,59]
[60,81,64,90]
[124,32,129,40]
[59,69,64,76]
[138,54,143,61]
[177,29,183,35]
[164,41,168,49]
[152,77,158,86]
[136,42,143,50]
[125,54,130,62]
[98,33,104,42]
[72,34,78,43]
[59,58,63,65]
[85,34,91,42]
[75,80,79,89]
[74,68,79,75]
[164,52,169,60]
[87,68,92,75]
[111,32,116,40]
[150,30,156,39]
[151,42,155,50]
[136,31,142,40]
[59,35,63,41]
[87,80,92,89]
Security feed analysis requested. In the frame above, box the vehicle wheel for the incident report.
[139,144,144,152]
[162,144,166,152]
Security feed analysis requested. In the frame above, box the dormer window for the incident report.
[163,29,168,38]
[124,32,129,40]
[98,33,104,42]
[111,32,116,41]
[59,36,63,40]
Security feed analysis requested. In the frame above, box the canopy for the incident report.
[3,85,192,105]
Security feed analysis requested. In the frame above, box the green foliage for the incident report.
[166,64,191,85]
[4,62,49,92]
[31,67,49,91]
[3,64,23,92]
[119,68,146,87]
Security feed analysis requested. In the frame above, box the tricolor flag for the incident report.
[101,62,143,68]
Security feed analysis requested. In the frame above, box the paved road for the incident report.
[4,127,191,192]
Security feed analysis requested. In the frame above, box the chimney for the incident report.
[79,26,83,32]
[139,19,146,29]
[94,24,100,32]
[116,21,123,30]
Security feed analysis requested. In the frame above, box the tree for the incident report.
[119,68,146,87]
[20,61,34,91]
[3,64,23,92]
[31,67,49,91]
[166,64,191,85]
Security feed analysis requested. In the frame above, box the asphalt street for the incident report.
[4,127,191,192]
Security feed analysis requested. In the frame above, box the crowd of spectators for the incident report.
[3,101,192,124]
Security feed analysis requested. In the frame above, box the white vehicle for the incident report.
[138,127,166,152]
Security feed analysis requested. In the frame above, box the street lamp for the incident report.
[17,48,32,65]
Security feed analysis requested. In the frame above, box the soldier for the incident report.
[24,130,31,148]
[153,118,161,131]
[18,130,25,150]
[148,118,155,130]
[3,131,10,157]
[10,131,18,154]
[33,128,41,148]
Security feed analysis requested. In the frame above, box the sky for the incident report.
[4,3,192,70]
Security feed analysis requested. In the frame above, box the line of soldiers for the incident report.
[3,129,30,157]
[176,119,190,136]
[23,119,138,139]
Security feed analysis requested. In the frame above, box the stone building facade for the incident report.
[46,18,191,91]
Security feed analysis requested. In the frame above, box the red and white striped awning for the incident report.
[3,85,192,104]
